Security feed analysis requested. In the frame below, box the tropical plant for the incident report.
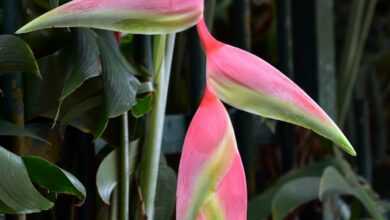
[0,0,388,220]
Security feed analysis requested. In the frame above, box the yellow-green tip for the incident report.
[334,130,356,156]
[16,11,60,34]
[342,142,357,157]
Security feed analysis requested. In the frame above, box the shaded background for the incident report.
[1,0,390,219]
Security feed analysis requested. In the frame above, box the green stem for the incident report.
[118,113,130,220]
[338,0,378,125]
[110,190,118,220]
[139,33,176,219]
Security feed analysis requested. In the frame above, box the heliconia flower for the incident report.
[196,18,356,156]
[176,87,247,220]
[16,0,203,34]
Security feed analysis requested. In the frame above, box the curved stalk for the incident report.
[139,34,176,219]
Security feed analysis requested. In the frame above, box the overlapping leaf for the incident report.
[96,31,140,118]
[0,120,49,144]
[23,156,86,203]
[272,177,320,220]
[24,49,107,137]
[319,167,386,220]
[60,29,101,100]
[96,141,138,204]
[0,145,86,214]
[0,146,53,214]
[0,35,40,77]
[248,159,340,220]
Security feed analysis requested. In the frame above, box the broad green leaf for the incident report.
[24,51,67,119]
[248,159,339,220]
[0,35,40,78]
[272,177,320,220]
[155,157,177,220]
[60,29,101,100]
[96,31,140,118]
[319,167,386,220]
[24,50,107,137]
[0,200,15,213]
[23,156,86,203]
[60,95,103,124]
[96,141,138,204]
[0,146,53,214]
[131,94,154,118]
[0,120,49,144]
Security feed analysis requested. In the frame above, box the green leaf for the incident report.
[60,29,101,100]
[24,51,68,119]
[24,50,107,137]
[0,120,49,144]
[131,94,154,118]
[319,167,386,220]
[59,95,108,138]
[155,157,177,220]
[96,141,139,204]
[96,31,140,118]
[60,95,103,124]
[0,146,53,214]
[248,159,339,220]
[0,35,40,78]
[272,177,320,220]
[23,156,86,203]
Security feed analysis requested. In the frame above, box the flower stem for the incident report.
[139,33,176,219]
[118,113,130,220]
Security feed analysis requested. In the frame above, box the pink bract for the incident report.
[17,0,203,34]
[176,87,247,220]
[196,18,355,156]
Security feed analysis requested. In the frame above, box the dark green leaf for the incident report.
[61,29,101,100]
[96,31,140,118]
[0,35,40,78]
[155,157,177,220]
[96,141,138,204]
[0,146,53,214]
[23,156,86,203]
[24,51,107,137]
[60,95,103,124]
[248,159,339,220]
[0,120,49,144]
[319,167,386,220]
[131,94,154,118]
[24,51,67,119]
[272,177,320,220]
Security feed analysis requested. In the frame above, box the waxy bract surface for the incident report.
[176,88,247,220]
[17,0,203,34]
[196,19,356,156]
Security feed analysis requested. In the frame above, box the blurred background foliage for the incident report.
[0,0,390,219]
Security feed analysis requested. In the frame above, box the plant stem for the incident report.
[110,190,118,220]
[338,0,378,125]
[139,34,176,220]
[118,113,130,220]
